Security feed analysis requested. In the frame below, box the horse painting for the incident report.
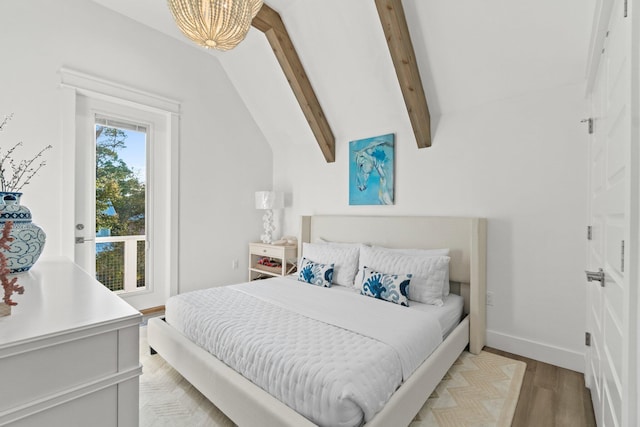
[349,134,394,205]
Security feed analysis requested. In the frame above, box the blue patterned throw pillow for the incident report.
[298,257,334,287]
[360,267,411,306]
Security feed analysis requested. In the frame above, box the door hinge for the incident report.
[585,332,591,347]
[581,118,593,134]
[624,0,628,17]
[587,226,592,240]
[621,240,625,272]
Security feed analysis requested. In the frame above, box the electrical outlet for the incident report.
[231,259,239,270]
[486,292,494,306]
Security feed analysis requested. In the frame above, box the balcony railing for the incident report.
[95,235,146,293]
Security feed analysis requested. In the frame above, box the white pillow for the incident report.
[356,245,449,284]
[355,245,450,306]
[371,245,449,256]
[367,245,451,296]
[300,242,360,287]
[317,238,363,246]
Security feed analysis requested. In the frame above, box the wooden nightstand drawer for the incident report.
[251,244,283,258]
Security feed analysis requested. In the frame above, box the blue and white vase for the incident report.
[0,192,46,273]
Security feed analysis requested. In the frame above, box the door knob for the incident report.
[585,268,605,286]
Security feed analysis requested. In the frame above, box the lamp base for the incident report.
[260,209,275,244]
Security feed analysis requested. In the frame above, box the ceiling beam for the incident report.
[375,0,431,148]
[253,4,336,163]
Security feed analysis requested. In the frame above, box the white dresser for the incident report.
[0,261,142,426]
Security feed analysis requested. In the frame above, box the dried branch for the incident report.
[0,113,52,192]
[5,145,52,192]
[0,113,14,132]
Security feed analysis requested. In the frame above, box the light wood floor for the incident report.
[485,348,597,427]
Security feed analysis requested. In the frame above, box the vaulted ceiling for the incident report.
[92,0,595,157]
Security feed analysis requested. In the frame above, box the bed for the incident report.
[147,215,487,426]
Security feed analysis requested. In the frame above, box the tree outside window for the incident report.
[95,125,146,291]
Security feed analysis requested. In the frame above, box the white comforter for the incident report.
[166,277,444,427]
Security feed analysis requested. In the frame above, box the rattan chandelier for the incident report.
[167,0,263,51]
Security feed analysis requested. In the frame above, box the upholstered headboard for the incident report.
[300,215,487,353]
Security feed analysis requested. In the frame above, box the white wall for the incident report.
[274,84,588,372]
[0,0,591,372]
[0,0,272,293]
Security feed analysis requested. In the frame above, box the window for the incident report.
[94,117,147,293]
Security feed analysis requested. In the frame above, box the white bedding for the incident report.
[165,277,460,427]
[405,291,464,337]
[328,282,464,337]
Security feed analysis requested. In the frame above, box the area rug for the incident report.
[411,351,526,427]
[139,326,234,427]
[139,327,525,427]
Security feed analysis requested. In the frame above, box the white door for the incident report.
[75,95,171,310]
[585,0,635,425]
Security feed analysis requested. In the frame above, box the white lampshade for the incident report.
[255,191,284,210]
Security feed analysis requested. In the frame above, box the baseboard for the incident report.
[486,329,585,373]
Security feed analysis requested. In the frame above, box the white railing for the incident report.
[95,235,145,293]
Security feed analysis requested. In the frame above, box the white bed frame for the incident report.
[148,215,486,427]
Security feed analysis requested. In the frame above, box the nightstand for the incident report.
[248,242,297,281]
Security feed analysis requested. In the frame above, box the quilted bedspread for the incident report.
[165,277,443,427]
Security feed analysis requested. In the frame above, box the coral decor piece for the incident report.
[0,221,24,310]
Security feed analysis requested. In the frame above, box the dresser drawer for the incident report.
[1,331,118,412]
[11,386,118,427]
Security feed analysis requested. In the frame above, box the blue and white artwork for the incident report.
[349,133,395,205]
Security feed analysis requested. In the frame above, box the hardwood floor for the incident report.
[484,348,597,427]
